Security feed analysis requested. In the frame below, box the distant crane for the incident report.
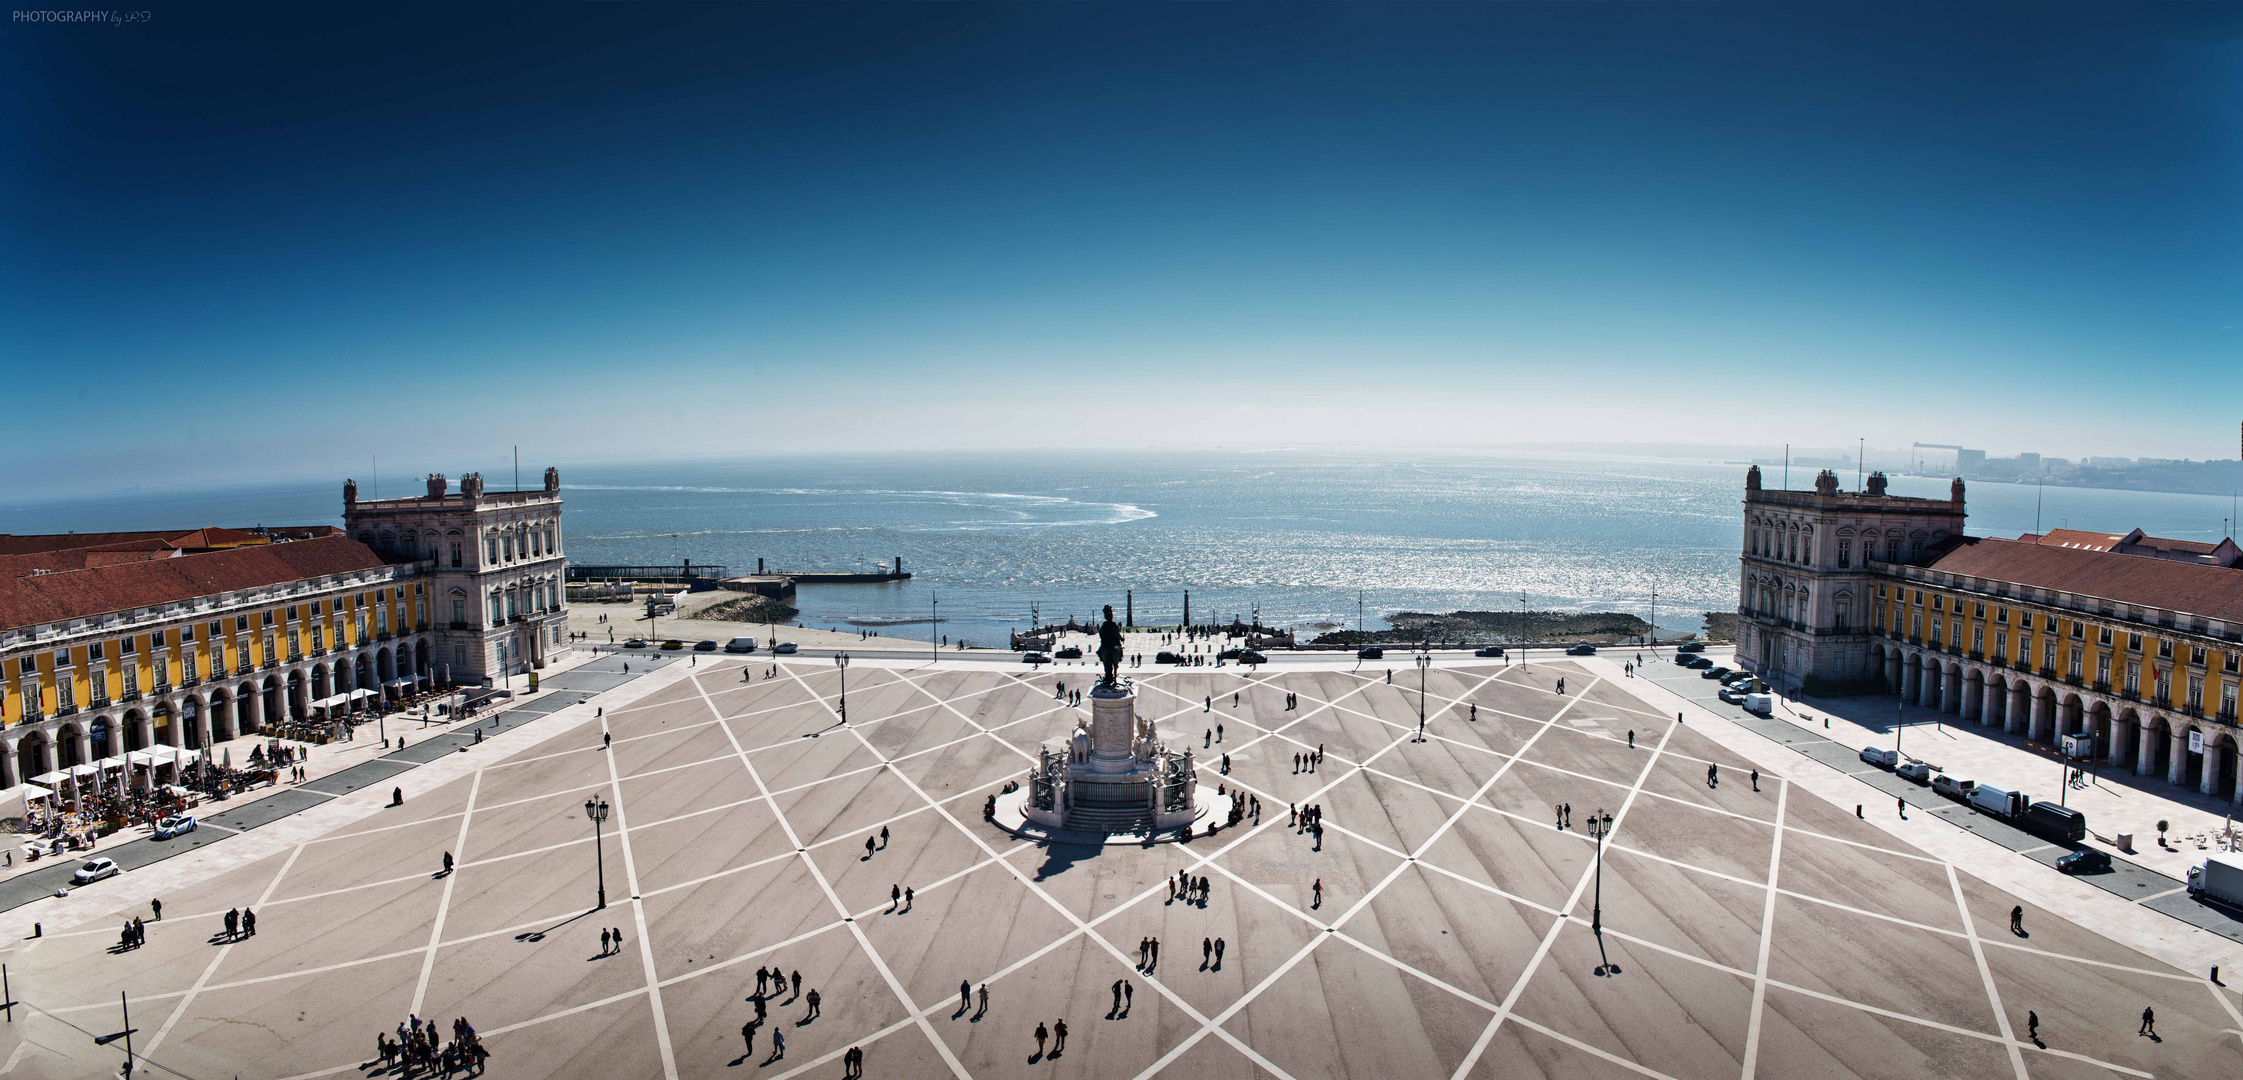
[1911,442,1978,472]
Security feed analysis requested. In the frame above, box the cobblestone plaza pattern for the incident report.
[5,655,2238,1079]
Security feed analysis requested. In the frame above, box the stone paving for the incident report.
[3,657,2238,1079]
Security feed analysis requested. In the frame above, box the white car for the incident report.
[724,637,759,653]
[1895,761,1933,784]
[72,857,120,885]
[771,642,798,655]
[154,814,198,840]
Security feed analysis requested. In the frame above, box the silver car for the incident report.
[72,857,120,884]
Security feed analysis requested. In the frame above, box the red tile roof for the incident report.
[0,532,184,556]
[0,535,397,630]
[1926,537,2243,624]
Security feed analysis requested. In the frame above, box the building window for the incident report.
[1996,608,2008,624]
[2068,648,2082,679]
[1874,605,1886,631]
[20,678,37,715]
[1995,631,2007,660]
[545,527,556,554]
[1911,613,1922,639]
[2127,633,2141,651]
[2158,639,2173,659]
[2097,626,2111,645]
[90,641,105,661]
[57,677,73,708]
[312,626,325,651]
[452,599,465,625]
[184,650,198,681]
[1973,627,1983,653]
[2187,675,2203,713]
[1837,541,1850,568]
[1835,600,1850,630]
[122,665,138,695]
[2096,655,2109,686]
[2018,612,2032,630]
[2226,652,2241,674]
[490,595,504,623]
[2042,642,2056,671]
[2125,661,2140,694]
[2190,645,2206,667]
[2223,683,2238,721]
[1950,621,1962,649]
[453,645,467,668]
[2070,620,2083,639]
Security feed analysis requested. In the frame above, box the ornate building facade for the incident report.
[1739,466,2243,804]
[341,468,570,686]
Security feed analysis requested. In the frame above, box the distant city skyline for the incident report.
[7,3,2241,498]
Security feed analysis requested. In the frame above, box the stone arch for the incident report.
[2138,715,2172,778]
[355,652,374,692]
[122,709,148,752]
[1960,667,1984,721]
[414,639,430,679]
[209,688,235,742]
[2056,692,2086,740]
[181,695,204,750]
[56,722,84,767]
[89,714,117,759]
[286,668,307,722]
[376,647,396,685]
[15,729,47,784]
[256,676,282,734]
[2210,731,2240,801]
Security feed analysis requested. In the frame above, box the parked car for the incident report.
[1681,654,1714,669]
[2024,801,2087,844]
[1357,646,1385,660]
[724,637,759,653]
[693,640,718,652]
[1931,774,1976,802]
[1895,761,1933,784]
[1054,646,1083,659]
[72,857,119,885]
[660,639,685,651]
[1677,642,1706,653]
[1968,783,2028,820]
[771,642,798,655]
[1155,651,1184,664]
[1021,652,1051,665]
[1740,692,1773,716]
[1566,643,1597,656]
[2056,848,2112,875]
[624,638,650,649]
[1238,650,1266,665]
[153,814,197,840]
[1701,666,1731,681]
[1859,746,1899,770]
[1718,685,1751,705]
[1474,645,1506,658]
[1720,670,1756,685]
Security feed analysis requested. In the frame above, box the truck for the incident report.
[2188,853,2243,908]
[2022,801,2086,844]
[1967,783,2027,820]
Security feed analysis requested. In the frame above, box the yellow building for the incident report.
[1740,467,2243,804]
[0,526,433,787]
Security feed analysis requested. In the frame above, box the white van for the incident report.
[1968,783,2027,820]
[1858,747,1898,769]
[1740,692,1773,716]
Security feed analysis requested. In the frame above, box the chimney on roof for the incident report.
[1814,469,1839,496]
[428,473,449,498]
[1866,471,1889,496]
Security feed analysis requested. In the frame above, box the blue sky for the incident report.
[5,3,2240,497]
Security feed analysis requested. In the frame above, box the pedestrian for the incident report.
[1221,753,1230,774]
[1034,1021,1048,1058]
[1217,724,1225,741]
[613,927,623,950]
[2027,1010,2039,1041]
[601,928,611,955]
[844,1046,862,1078]
[393,786,404,806]
[1628,730,1635,749]
[151,897,162,920]
[1750,769,1759,792]
[961,980,973,1011]
[603,731,611,750]
[741,1020,755,1057]
[978,982,989,1016]
[756,967,769,997]
[1563,803,1572,828]
[880,826,888,848]
[1053,1018,1068,1052]
[1897,796,1906,818]
[1556,803,1564,829]
[1123,980,1132,1007]
[1312,878,1323,908]
[443,850,454,874]
[866,836,876,858]
[791,970,801,997]
[768,1028,785,1062]
[1112,979,1124,1013]
[904,886,914,909]
[805,989,820,1019]
[2139,1005,2155,1036]
[892,884,901,911]
[754,994,767,1022]
[1213,938,1225,965]
[1203,937,1213,966]
[1150,938,1160,967]
[243,908,256,936]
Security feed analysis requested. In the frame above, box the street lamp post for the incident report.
[584,796,610,910]
[835,652,850,723]
[1587,809,1615,935]
[1415,650,1432,742]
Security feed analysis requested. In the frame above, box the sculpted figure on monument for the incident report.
[1097,604,1125,688]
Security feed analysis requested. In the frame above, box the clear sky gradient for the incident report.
[5,3,2240,497]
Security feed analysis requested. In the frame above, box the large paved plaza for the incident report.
[4,656,2238,1079]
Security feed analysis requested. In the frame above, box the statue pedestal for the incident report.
[1017,677,1202,838]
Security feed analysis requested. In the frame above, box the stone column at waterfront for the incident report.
[2029,691,2051,743]
[2167,729,2189,787]
[2200,738,2224,798]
